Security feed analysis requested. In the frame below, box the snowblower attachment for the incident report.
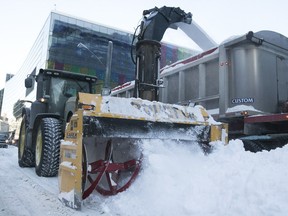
[58,92,228,209]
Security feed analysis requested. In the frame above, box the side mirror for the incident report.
[25,77,33,88]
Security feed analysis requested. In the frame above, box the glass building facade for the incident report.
[2,11,195,123]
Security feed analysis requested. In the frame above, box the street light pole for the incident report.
[77,42,113,96]
[77,43,105,66]
[102,41,113,96]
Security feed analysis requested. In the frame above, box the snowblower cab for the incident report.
[58,6,228,210]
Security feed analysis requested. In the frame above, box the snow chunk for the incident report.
[227,105,262,113]
[60,140,76,146]
[100,96,214,124]
[60,161,77,170]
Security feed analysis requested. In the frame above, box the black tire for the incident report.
[35,118,62,177]
[18,115,35,167]
[242,139,263,153]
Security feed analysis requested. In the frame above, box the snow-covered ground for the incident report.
[1,140,288,216]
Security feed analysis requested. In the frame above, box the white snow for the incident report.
[99,96,217,124]
[111,81,135,95]
[60,161,77,170]
[61,140,76,146]
[226,105,262,113]
[1,140,288,216]
[161,62,186,74]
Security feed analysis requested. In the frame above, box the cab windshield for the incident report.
[49,77,93,114]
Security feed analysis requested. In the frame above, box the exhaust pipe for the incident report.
[102,41,113,96]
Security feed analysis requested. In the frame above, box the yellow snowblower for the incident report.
[58,6,228,209]
[59,93,227,209]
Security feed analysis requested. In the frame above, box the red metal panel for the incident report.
[244,113,288,123]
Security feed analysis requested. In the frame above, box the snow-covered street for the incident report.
[1,140,288,216]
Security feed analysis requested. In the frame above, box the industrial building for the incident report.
[1,11,195,123]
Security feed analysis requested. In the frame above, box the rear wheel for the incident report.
[242,134,288,153]
[35,118,62,177]
[18,115,35,167]
[242,139,263,153]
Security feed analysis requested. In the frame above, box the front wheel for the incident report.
[35,118,62,177]
[18,115,35,167]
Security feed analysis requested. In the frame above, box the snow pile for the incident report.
[100,96,214,124]
[60,161,77,170]
[84,139,288,216]
[227,104,262,113]
[1,140,288,215]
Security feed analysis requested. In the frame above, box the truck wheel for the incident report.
[35,118,62,177]
[18,115,35,167]
[242,139,263,153]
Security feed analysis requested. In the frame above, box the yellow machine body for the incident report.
[58,93,228,209]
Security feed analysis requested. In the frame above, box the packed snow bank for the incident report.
[1,140,288,216]
[85,139,288,216]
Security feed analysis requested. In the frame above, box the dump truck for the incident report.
[113,27,288,152]
[18,69,97,176]
[58,6,228,209]
[157,30,288,152]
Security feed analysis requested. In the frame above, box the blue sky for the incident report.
[1,0,287,88]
